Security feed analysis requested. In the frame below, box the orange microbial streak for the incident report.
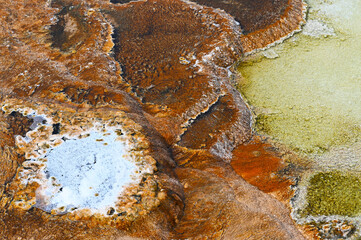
[231,138,294,202]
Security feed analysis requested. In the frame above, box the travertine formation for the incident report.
[0,0,306,239]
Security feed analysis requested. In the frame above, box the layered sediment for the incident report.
[191,0,307,53]
[240,0,307,53]
[0,0,306,239]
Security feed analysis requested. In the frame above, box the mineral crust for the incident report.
[0,0,306,239]
[190,0,307,53]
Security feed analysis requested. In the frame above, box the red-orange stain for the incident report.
[231,138,294,201]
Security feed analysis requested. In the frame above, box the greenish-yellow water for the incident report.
[302,171,361,217]
[238,0,361,154]
[237,0,361,232]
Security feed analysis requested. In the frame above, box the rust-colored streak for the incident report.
[171,147,302,239]
[231,138,294,201]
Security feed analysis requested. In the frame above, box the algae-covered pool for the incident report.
[238,0,361,154]
[237,0,361,236]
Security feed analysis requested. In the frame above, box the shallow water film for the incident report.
[239,0,361,154]
[238,0,361,237]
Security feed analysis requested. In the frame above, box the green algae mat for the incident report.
[237,0,361,237]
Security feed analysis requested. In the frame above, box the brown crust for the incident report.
[240,0,306,53]
[187,0,306,53]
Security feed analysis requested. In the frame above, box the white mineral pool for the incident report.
[35,130,136,213]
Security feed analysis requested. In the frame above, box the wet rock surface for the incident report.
[0,0,306,239]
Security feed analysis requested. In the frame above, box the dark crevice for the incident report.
[179,95,236,149]
[110,0,133,4]
[110,27,121,60]
[178,97,222,149]
[110,24,140,96]
[111,27,129,80]
[52,123,61,135]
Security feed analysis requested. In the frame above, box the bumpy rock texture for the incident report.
[190,0,306,53]
[0,0,306,239]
